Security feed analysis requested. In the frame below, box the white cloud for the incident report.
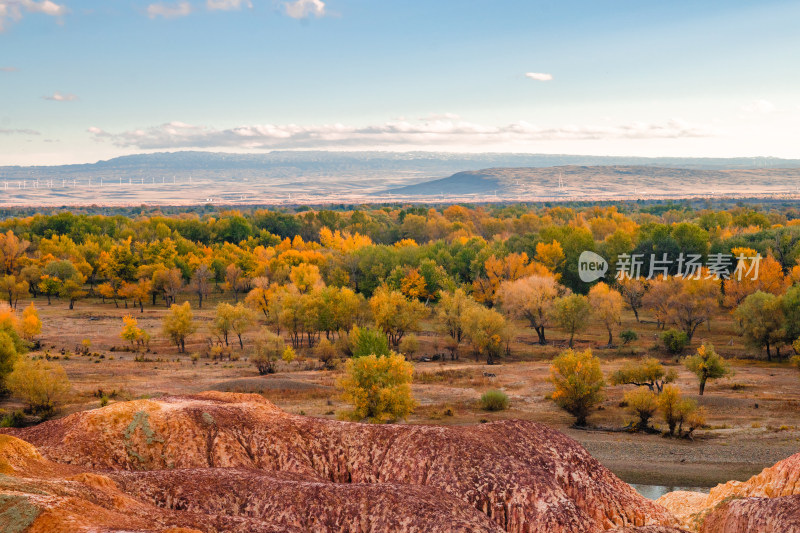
[147,1,191,19]
[284,0,325,19]
[207,0,251,10]
[741,99,776,114]
[88,117,717,150]
[0,0,66,31]
[0,66,18,71]
[43,91,78,101]
[525,72,553,82]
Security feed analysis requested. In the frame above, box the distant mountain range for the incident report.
[1,151,800,206]
[2,151,798,178]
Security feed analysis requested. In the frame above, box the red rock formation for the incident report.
[3,392,679,532]
[658,451,800,532]
[700,495,800,533]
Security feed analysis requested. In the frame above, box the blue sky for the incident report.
[1,0,798,165]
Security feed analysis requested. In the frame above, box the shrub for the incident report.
[337,352,416,423]
[6,358,71,416]
[480,389,509,411]
[623,387,658,430]
[661,329,689,354]
[620,330,638,345]
[548,348,605,426]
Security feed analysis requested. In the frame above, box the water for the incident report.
[630,484,711,500]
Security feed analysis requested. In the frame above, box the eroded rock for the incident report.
[3,391,679,532]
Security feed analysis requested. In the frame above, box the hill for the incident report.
[384,166,800,200]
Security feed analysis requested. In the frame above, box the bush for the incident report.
[548,348,605,426]
[661,329,689,354]
[6,358,71,416]
[337,352,416,423]
[623,387,658,430]
[620,330,638,345]
[480,389,509,411]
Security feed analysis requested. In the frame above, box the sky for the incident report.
[0,0,798,165]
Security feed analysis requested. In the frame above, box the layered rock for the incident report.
[3,391,679,532]
[658,451,800,532]
[700,495,800,533]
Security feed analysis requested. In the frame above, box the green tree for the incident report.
[735,291,785,360]
[350,326,391,358]
[337,352,416,423]
[162,301,196,353]
[683,343,731,395]
[552,294,591,348]
[548,348,605,426]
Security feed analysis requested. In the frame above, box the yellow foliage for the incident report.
[337,352,416,423]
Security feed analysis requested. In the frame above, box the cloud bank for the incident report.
[88,117,716,150]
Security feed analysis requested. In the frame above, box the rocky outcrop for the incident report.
[3,391,679,532]
[658,451,800,532]
[700,495,800,533]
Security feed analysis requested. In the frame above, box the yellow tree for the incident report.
[497,274,561,345]
[723,251,788,308]
[20,303,41,341]
[534,240,566,274]
[369,286,427,348]
[162,301,196,353]
[0,275,29,309]
[588,282,624,346]
[289,263,322,293]
[120,314,148,350]
[337,352,416,423]
[6,358,70,416]
[435,288,479,359]
[461,304,508,365]
[549,348,605,426]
